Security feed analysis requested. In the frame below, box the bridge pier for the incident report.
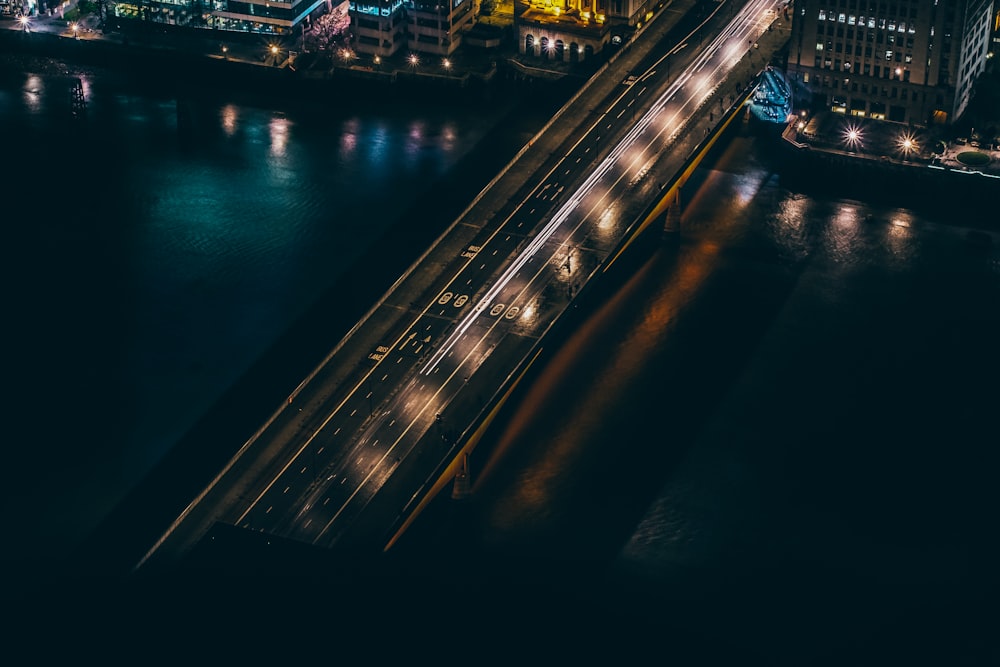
[662,186,682,241]
[451,451,471,500]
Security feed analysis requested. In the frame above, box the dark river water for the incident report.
[387,127,1000,664]
[4,51,999,663]
[1,54,564,563]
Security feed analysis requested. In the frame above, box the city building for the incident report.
[515,0,659,63]
[349,0,478,58]
[992,0,1000,52]
[786,0,995,125]
[113,0,329,35]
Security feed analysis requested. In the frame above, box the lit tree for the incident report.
[305,3,352,53]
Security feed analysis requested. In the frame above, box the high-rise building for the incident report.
[786,0,995,125]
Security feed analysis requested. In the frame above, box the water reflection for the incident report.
[770,192,809,260]
[340,118,359,158]
[221,104,238,137]
[823,202,864,263]
[23,75,42,113]
[404,120,427,167]
[882,209,916,265]
[269,116,289,156]
[5,66,520,555]
[449,132,998,611]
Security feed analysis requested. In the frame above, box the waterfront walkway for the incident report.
[792,109,1000,169]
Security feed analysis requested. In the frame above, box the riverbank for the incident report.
[756,109,996,221]
[0,12,596,104]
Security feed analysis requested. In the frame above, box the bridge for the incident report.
[131,0,791,575]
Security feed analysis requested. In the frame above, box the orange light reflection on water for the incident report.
[475,224,724,542]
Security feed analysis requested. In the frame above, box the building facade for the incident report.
[348,0,478,58]
[113,0,328,35]
[515,0,659,62]
[787,0,994,125]
[349,0,407,55]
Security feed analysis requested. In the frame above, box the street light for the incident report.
[18,15,29,32]
[408,53,419,68]
[897,132,917,160]
[71,22,79,39]
[442,58,451,71]
[842,123,864,152]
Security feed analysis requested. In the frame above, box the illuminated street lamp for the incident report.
[222,44,228,59]
[842,123,864,152]
[442,58,451,71]
[408,53,419,68]
[897,132,918,160]
[19,15,29,32]
[71,22,79,39]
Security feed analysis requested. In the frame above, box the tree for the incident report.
[77,0,109,28]
[304,3,352,53]
[93,0,110,28]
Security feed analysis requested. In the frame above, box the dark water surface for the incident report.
[4,49,999,663]
[387,126,1000,664]
[1,54,564,567]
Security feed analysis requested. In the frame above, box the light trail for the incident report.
[421,0,779,376]
[291,0,784,531]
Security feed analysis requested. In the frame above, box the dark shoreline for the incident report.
[0,22,573,107]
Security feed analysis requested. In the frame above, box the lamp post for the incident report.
[843,124,863,154]
[71,22,79,39]
[897,132,917,161]
[19,15,29,32]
